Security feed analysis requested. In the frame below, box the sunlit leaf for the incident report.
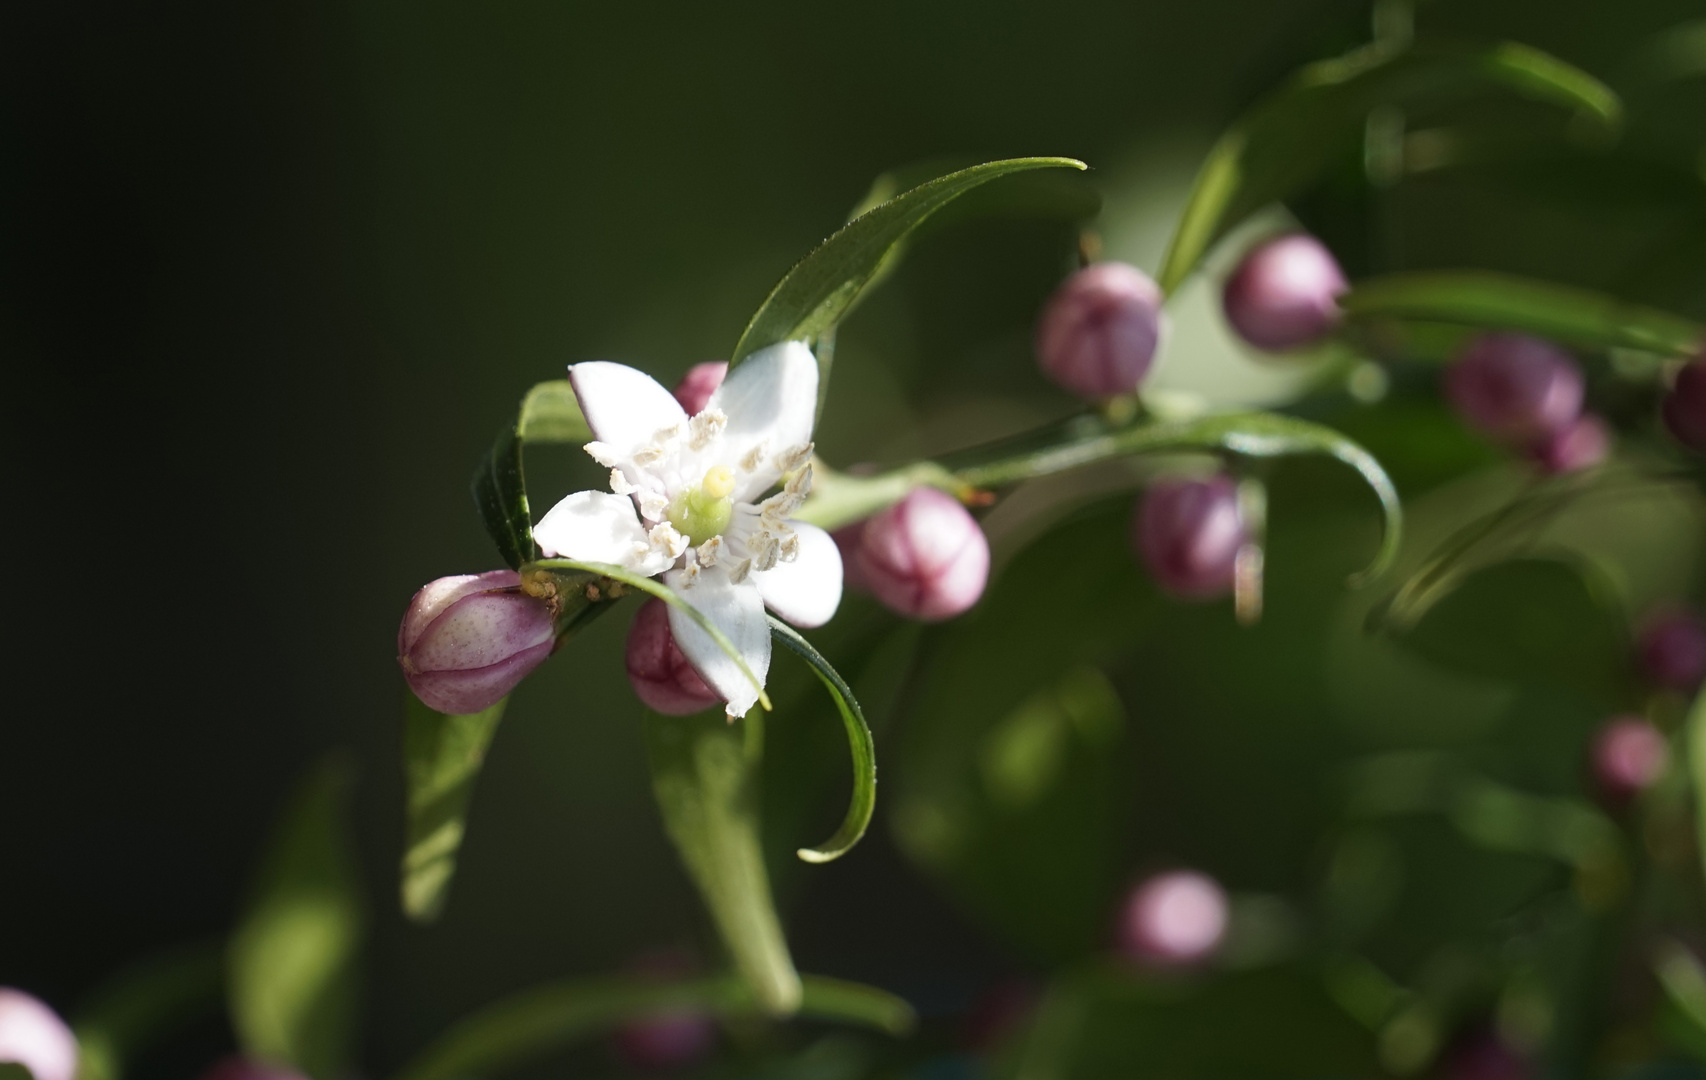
[391,973,913,1080]
[1341,271,1704,357]
[399,694,508,924]
[767,617,876,864]
[228,757,365,1079]
[1157,42,1622,293]
[73,944,223,1080]
[642,709,799,1015]
[515,379,590,444]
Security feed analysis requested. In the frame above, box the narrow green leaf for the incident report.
[1689,687,1706,892]
[515,380,590,444]
[1341,271,1704,357]
[729,156,1087,368]
[767,617,876,864]
[228,757,366,1079]
[642,710,800,1015]
[390,973,913,1080]
[399,694,508,924]
[525,559,770,711]
[470,426,537,571]
[72,945,223,1080]
[1157,42,1622,293]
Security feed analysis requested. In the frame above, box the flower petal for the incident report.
[752,522,843,629]
[568,361,688,457]
[708,341,819,501]
[533,490,674,575]
[664,564,771,718]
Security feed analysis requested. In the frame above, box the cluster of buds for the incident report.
[1445,333,1609,474]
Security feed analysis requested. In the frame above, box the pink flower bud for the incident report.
[197,1057,309,1080]
[0,989,77,1080]
[1638,608,1706,691]
[1445,333,1584,442]
[672,362,728,416]
[851,487,990,621]
[1133,476,1246,600]
[1034,262,1165,398]
[1116,871,1228,968]
[1591,716,1669,802]
[1525,413,1610,474]
[625,599,721,715]
[1221,234,1347,352]
[1662,358,1706,454]
[397,570,556,714]
[612,952,717,1071]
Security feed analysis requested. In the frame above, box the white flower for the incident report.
[532,341,843,717]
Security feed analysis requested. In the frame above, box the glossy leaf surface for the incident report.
[768,617,876,864]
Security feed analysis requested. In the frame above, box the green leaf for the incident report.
[767,617,876,864]
[642,710,799,1015]
[228,756,366,1079]
[515,379,590,444]
[390,973,913,1080]
[1157,42,1622,293]
[399,694,508,924]
[1340,270,1704,357]
[471,425,537,571]
[73,944,223,1080]
[729,156,1087,371]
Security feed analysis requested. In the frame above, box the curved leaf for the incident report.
[1157,42,1622,293]
[391,973,914,1080]
[729,156,1087,369]
[768,617,877,864]
[470,381,593,570]
[399,694,508,924]
[1341,270,1704,357]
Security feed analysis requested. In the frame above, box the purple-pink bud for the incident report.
[1440,1029,1529,1080]
[1116,871,1228,968]
[625,599,721,715]
[197,1057,310,1080]
[1638,608,1706,691]
[1034,262,1165,399]
[1221,234,1347,352]
[1445,333,1584,442]
[1662,359,1706,454]
[673,362,728,416]
[851,487,990,621]
[1525,413,1610,475]
[0,989,77,1080]
[612,952,717,1071]
[1591,716,1669,802]
[397,570,556,714]
[1134,476,1246,600]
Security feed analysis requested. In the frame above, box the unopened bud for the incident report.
[1662,358,1706,454]
[0,989,77,1080]
[1134,476,1246,600]
[851,487,990,621]
[612,951,717,1071]
[197,1058,309,1080]
[673,361,728,416]
[1638,608,1706,691]
[1591,716,1668,803]
[625,599,721,715]
[397,570,556,714]
[1525,413,1610,475]
[1439,1027,1530,1080]
[1116,871,1228,968]
[1445,333,1583,442]
[1221,234,1347,352]
[1034,262,1165,399]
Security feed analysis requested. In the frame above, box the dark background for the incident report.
[6,1,1704,1075]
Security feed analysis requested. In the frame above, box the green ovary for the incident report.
[667,465,736,543]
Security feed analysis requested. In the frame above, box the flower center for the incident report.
[667,465,736,543]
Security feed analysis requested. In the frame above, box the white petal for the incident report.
[533,490,674,575]
[664,564,770,718]
[708,341,818,502]
[752,522,843,629]
[568,361,688,458]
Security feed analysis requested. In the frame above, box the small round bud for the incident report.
[1034,262,1165,399]
[1591,716,1668,802]
[198,1057,310,1080]
[1662,358,1706,454]
[673,361,728,416]
[851,487,990,621]
[1134,476,1246,600]
[1116,871,1229,968]
[397,570,556,714]
[0,989,77,1080]
[1525,413,1610,475]
[625,599,721,715]
[612,952,717,1071]
[1445,334,1584,442]
[1221,233,1347,352]
[1638,608,1706,691]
